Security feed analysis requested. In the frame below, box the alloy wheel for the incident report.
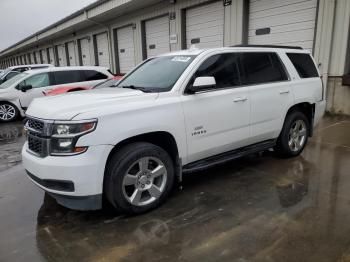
[288,119,307,152]
[122,157,167,206]
[0,104,16,121]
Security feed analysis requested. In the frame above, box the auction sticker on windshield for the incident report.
[172,56,192,62]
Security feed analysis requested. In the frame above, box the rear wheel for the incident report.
[104,142,174,214]
[0,102,19,122]
[276,111,309,157]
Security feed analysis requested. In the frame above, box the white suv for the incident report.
[22,46,326,214]
[0,66,113,122]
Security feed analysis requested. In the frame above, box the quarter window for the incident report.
[286,53,319,78]
[239,52,288,85]
[192,53,241,89]
[83,70,108,81]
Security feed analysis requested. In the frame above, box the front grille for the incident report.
[27,119,45,132]
[28,135,45,156]
[25,117,51,157]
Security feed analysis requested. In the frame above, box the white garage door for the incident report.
[56,45,67,66]
[186,1,225,49]
[35,51,41,64]
[67,42,77,66]
[248,0,318,51]
[96,33,111,68]
[116,26,136,74]
[48,47,55,65]
[145,16,170,58]
[41,50,48,64]
[80,38,92,66]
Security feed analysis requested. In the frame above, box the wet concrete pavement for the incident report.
[1,116,350,262]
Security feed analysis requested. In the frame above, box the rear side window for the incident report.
[83,70,108,81]
[286,53,319,78]
[193,53,241,89]
[53,71,84,85]
[239,52,288,85]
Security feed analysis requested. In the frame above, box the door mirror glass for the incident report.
[189,76,216,93]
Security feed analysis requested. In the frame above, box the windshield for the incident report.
[93,78,121,89]
[116,55,196,92]
[0,72,28,89]
[0,68,11,79]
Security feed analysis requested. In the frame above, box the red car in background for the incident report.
[44,75,123,96]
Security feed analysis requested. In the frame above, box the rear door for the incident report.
[240,52,293,142]
[145,16,170,58]
[17,73,52,107]
[181,53,251,163]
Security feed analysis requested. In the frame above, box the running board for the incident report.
[183,139,276,173]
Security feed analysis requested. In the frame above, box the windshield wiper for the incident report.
[120,85,152,93]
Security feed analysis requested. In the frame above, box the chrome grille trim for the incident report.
[25,117,54,158]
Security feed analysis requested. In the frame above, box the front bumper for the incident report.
[22,142,113,210]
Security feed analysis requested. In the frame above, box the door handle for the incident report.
[279,90,290,94]
[233,97,248,102]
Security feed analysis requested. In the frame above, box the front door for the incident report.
[17,73,52,108]
[181,53,251,163]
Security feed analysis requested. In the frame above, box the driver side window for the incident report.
[190,53,241,90]
[19,73,49,89]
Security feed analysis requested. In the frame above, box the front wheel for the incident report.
[275,111,309,157]
[104,142,175,214]
[0,102,19,122]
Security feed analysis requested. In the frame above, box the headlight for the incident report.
[50,120,97,156]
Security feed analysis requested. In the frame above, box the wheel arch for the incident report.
[105,131,182,182]
[285,102,315,136]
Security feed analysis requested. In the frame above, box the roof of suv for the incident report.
[161,45,311,57]
[8,64,53,69]
[24,66,110,75]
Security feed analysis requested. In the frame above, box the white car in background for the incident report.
[0,66,113,122]
[0,64,53,84]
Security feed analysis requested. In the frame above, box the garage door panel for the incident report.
[80,39,92,66]
[249,28,315,43]
[186,1,224,49]
[250,1,317,18]
[96,33,111,68]
[145,16,170,58]
[248,20,315,36]
[67,42,77,66]
[249,8,316,29]
[250,0,316,12]
[57,45,67,66]
[248,0,317,51]
[117,26,136,73]
[48,48,55,64]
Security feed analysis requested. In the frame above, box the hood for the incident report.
[26,88,159,120]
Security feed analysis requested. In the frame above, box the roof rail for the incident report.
[232,44,303,50]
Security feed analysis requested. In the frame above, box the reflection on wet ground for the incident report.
[0,116,350,262]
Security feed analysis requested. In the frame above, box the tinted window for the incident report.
[240,52,288,85]
[192,53,240,89]
[287,53,319,78]
[53,71,83,85]
[19,73,50,89]
[83,70,108,81]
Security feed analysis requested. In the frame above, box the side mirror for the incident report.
[20,85,33,92]
[188,76,216,93]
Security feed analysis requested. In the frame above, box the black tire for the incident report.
[275,110,310,157]
[104,142,175,215]
[0,102,19,122]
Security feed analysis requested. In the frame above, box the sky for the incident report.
[0,0,97,51]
